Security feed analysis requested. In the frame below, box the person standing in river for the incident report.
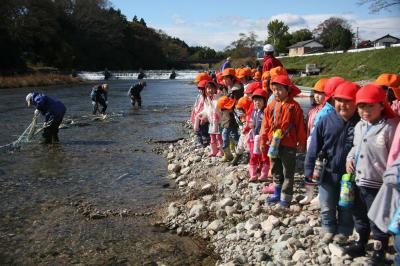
[128,81,146,108]
[90,84,108,115]
[26,92,66,144]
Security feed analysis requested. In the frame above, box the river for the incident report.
[0,75,311,265]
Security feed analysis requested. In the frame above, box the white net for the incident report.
[0,116,41,152]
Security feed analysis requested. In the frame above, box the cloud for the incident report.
[151,13,400,50]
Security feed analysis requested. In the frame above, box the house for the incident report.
[287,40,324,57]
[373,34,400,47]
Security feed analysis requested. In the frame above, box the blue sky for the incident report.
[111,0,400,50]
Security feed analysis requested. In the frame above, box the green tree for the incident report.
[313,17,353,50]
[290,29,313,45]
[267,20,291,54]
[225,32,263,58]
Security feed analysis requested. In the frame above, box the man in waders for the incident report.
[26,92,66,144]
[128,81,146,108]
[90,84,108,115]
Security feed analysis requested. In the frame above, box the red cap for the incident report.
[271,75,301,97]
[356,84,396,118]
[252,89,268,99]
[333,81,360,101]
[324,77,346,103]
[197,79,208,89]
[245,82,262,94]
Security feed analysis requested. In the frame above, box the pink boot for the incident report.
[209,142,218,156]
[249,164,258,182]
[261,183,275,194]
[258,164,270,181]
[216,145,224,157]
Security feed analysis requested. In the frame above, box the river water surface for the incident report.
[0,79,218,265]
[0,78,311,265]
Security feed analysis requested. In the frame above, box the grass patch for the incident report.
[0,74,83,89]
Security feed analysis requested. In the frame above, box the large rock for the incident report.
[329,243,344,257]
[207,219,224,232]
[189,204,206,219]
[219,197,234,208]
[272,241,288,253]
[167,163,181,173]
[292,250,307,262]
[167,202,179,218]
[245,218,260,231]
[180,166,191,175]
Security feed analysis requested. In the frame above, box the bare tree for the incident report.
[358,0,400,13]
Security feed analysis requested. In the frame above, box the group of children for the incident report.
[191,65,400,264]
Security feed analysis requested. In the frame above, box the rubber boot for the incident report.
[299,184,315,205]
[344,241,366,258]
[261,183,275,194]
[258,163,270,181]
[209,142,218,157]
[249,164,258,182]
[267,185,281,204]
[222,147,233,162]
[216,144,224,157]
[370,240,386,265]
[231,153,241,166]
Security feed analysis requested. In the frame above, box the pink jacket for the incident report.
[191,94,205,126]
[387,122,400,167]
[306,105,323,138]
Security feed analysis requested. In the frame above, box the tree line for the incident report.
[0,0,224,75]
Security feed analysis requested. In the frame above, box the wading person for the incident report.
[304,81,360,244]
[90,84,108,115]
[128,81,146,108]
[26,92,66,144]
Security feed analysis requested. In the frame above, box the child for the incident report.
[260,75,306,207]
[300,78,328,205]
[191,77,211,147]
[219,68,243,162]
[248,88,270,182]
[344,84,399,263]
[90,84,108,115]
[199,81,224,157]
[304,81,360,244]
[231,95,252,165]
[374,73,400,116]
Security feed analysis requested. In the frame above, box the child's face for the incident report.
[334,97,357,121]
[313,91,325,105]
[206,86,215,96]
[272,84,289,102]
[253,97,265,110]
[223,76,233,87]
[357,103,384,123]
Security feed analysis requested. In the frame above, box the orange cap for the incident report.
[197,79,208,89]
[237,68,252,79]
[334,81,360,101]
[270,66,288,78]
[374,73,400,89]
[194,72,212,83]
[254,71,262,80]
[236,96,252,111]
[222,68,236,77]
[217,96,236,110]
[313,78,329,93]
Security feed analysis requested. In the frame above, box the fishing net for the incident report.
[0,116,42,152]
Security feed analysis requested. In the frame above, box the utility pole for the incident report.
[355,27,359,49]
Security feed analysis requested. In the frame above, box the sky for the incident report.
[110,0,400,51]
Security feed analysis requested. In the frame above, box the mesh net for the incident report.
[0,116,41,152]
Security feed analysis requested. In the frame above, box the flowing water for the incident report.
[0,79,217,265]
[0,74,311,265]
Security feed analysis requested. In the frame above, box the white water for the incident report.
[78,70,201,81]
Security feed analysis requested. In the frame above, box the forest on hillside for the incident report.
[0,0,223,74]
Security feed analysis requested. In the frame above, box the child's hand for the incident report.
[346,161,354,174]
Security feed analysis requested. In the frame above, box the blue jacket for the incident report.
[304,111,359,184]
[313,102,335,128]
[31,92,66,122]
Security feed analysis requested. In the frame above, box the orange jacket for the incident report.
[260,98,306,149]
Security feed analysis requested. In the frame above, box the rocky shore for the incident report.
[158,122,395,266]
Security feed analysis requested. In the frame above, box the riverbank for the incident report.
[0,73,84,89]
[158,121,396,265]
